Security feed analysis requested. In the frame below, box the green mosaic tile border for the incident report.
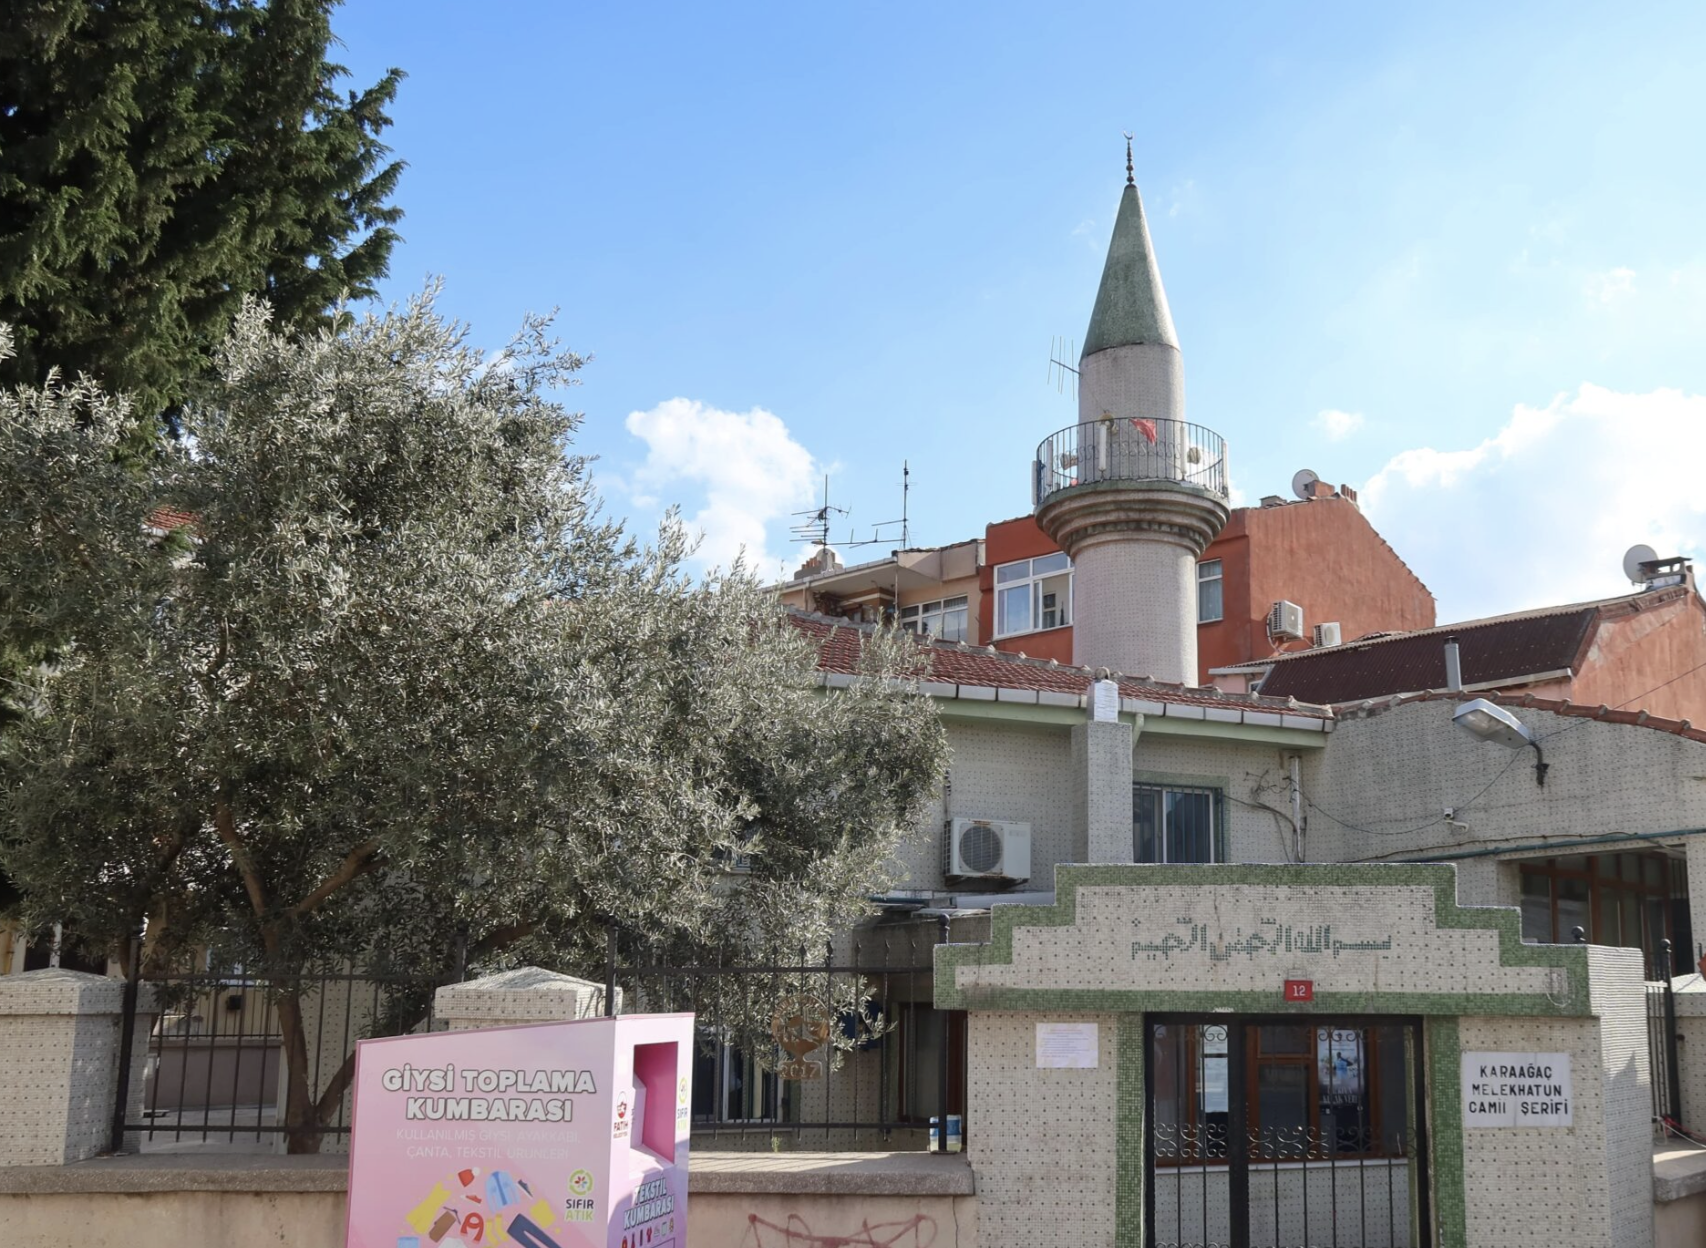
[934,863,1591,1018]
[1427,1016,1467,1248]
[1115,1013,1144,1247]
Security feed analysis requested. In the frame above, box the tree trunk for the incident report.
[274,989,324,1155]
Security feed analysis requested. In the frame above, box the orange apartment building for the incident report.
[778,474,1437,686]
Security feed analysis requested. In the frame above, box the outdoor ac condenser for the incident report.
[1268,600,1306,641]
[944,818,1032,883]
[1312,621,1342,648]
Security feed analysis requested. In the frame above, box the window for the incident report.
[898,595,969,642]
[1197,559,1224,623]
[1518,851,1689,978]
[691,1035,782,1123]
[993,552,1071,637]
[1134,783,1225,863]
[1150,1022,1412,1166]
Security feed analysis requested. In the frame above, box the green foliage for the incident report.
[0,0,404,424]
[0,294,947,1144]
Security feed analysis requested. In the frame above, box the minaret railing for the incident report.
[1033,418,1228,506]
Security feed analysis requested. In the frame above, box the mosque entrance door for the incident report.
[1144,1015,1430,1248]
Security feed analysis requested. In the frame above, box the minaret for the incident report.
[1034,146,1230,684]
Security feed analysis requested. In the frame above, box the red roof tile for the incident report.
[1337,687,1706,745]
[146,506,198,533]
[788,610,1332,720]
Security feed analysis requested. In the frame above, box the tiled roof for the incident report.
[788,610,1332,722]
[1230,589,1691,705]
[1337,687,1706,746]
[145,506,198,533]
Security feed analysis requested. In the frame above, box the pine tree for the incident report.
[0,0,404,422]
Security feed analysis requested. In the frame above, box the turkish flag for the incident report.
[1131,418,1158,443]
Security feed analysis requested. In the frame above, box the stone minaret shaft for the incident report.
[1035,173,1229,684]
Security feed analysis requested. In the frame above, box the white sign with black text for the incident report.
[1036,1022,1100,1068]
[1461,1051,1572,1127]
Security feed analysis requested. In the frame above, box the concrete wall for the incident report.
[966,1011,1118,1247]
[888,719,1074,893]
[1572,591,1706,726]
[0,1174,976,1248]
[1306,700,1706,859]
[1200,495,1435,681]
[1071,532,1198,684]
[1133,733,1303,863]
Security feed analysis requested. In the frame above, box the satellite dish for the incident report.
[1291,468,1320,500]
[1623,543,1658,585]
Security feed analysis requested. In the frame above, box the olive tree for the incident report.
[0,296,946,1150]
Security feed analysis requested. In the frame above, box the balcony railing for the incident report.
[1033,418,1228,506]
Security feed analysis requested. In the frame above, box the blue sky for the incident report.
[332,1,1706,621]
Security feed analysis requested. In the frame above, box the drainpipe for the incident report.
[1287,754,1304,862]
[1444,637,1463,693]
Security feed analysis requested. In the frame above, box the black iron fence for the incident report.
[114,966,449,1154]
[1033,417,1229,505]
[1647,939,1684,1127]
[109,921,964,1155]
[607,922,962,1151]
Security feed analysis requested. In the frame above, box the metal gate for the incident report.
[1143,1016,1431,1248]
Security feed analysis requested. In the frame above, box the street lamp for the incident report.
[1453,698,1549,786]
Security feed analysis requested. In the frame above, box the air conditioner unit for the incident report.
[1312,621,1342,648]
[1268,600,1305,641]
[943,818,1032,883]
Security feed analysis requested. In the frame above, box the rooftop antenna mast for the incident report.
[789,474,848,549]
[843,461,912,550]
[1047,134,1131,404]
[1048,336,1079,400]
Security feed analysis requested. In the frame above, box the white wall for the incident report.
[888,719,1074,893]
[1134,734,1303,864]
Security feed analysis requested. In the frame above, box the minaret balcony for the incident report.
[1033,418,1228,507]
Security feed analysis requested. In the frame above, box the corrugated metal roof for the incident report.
[1247,590,1690,704]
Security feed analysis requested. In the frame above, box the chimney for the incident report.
[1443,636,1462,692]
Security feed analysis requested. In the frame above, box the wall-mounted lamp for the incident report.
[1453,698,1549,786]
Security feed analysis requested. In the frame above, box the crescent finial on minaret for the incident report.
[1123,131,1134,185]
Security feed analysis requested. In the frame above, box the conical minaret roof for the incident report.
[1080,181,1179,359]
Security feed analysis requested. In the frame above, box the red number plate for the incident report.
[1283,979,1314,1002]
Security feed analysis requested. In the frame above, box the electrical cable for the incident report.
[1307,654,1706,839]
[1303,751,1525,838]
[1530,655,1706,748]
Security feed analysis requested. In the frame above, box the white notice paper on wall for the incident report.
[1036,1022,1099,1068]
[1460,1051,1572,1127]
[1091,680,1120,722]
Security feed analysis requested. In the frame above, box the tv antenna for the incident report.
[1048,335,1079,400]
[1291,468,1321,500]
[843,461,913,550]
[789,475,848,549]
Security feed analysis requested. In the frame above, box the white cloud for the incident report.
[1361,384,1706,620]
[1314,408,1366,441]
[621,398,818,574]
[1585,266,1636,306]
[1167,179,1199,219]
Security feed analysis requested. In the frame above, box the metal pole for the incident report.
[936,913,950,1152]
[108,930,142,1154]
[1663,939,1683,1122]
[605,921,618,1018]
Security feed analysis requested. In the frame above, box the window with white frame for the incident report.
[994,552,1072,637]
[1134,783,1225,863]
[898,595,969,642]
[1197,559,1224,623]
